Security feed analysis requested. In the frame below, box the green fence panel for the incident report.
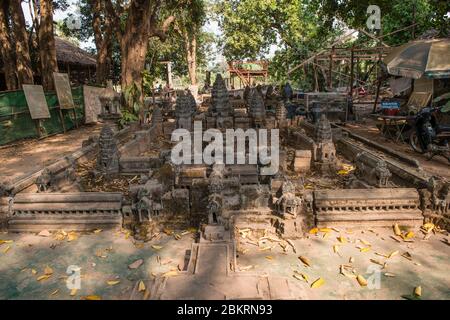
[0,86,84,145]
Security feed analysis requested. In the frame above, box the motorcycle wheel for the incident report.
[409,130,425,154]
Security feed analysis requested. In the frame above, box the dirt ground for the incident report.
[344,119,450,179]
[236,226,450,300]
[0,226,448,300]
[0,124,102,184]
[0,229,195,300]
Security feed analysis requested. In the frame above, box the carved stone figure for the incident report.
[36,168,53,193]
[276,180,302,218]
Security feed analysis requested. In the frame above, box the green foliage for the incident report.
[118,109,138,129]
[123,83,143,114]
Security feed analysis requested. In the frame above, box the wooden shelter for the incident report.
[228,60,269,88]
[0,37,96,91]
[54,37,96,85]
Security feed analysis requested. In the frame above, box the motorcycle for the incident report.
[409,93,450,162]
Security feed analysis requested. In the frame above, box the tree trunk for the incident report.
[184,30,197,86]
[10,0,34,86]
[0,0,18,90]
[120,0,152,91]
[93,0,112,85]
[38,0,58,91]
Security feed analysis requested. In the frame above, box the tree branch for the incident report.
[150,15,176,41]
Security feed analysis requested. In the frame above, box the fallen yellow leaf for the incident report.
[298,256,311,267]
[37,275,51,281]
[388,250,399,258]
[162,270,178,278]
[414,286,422,297]
[333,245,340,253]
[44,266,53,275]
[265,256,273,260]
[50,289,59,296]
[151,245,163,250]
[357,275,368,287]
[293,271,309,283]
[393,223,401,236]
[107,280,120,286]
[93,229,102,234]
[83,295,102,300]
[70,288,77,296]
[319,228,332,233]
[337,236,347,243]
[405,231,415,239]
[3,245,11,253]
[309,228,319,235]
[138,281,146,292]
[310,277,325,288]
[360,247,371,253]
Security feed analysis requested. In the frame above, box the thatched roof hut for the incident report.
[0,37,96,90]
[55,37,96,85]
[55,37,96,68]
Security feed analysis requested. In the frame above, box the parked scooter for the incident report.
[409,93,450,162]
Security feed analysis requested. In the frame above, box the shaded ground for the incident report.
[1,226,448,300]
[0,124,102,184]
[0,229,195,300]
[344,119,450,179]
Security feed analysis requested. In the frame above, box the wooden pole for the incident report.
[329,46,334,89]
[314,59,319,92]
[349,46,355,97]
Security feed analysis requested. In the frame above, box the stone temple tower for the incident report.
[249,88,265,128]
[175,91,194,131]
[151,105,163,135]
[210,74,233,128]
[313,114,337,173]
[211,74,231,116]
[96,125,120,175]
[276,101,287,128]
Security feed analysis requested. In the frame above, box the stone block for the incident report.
[294,150,312,173]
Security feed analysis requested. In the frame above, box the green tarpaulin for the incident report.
[0,86,84,146]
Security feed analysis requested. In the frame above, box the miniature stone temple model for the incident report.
[276,180,302,218]
[209,74,233,129]
[151,105,163,135]
[249,88,266,128]
[98,82,121,129]
[276,101,287,128]
[175,91,194,131]
[313,114,337,173]
[96,126,120,175]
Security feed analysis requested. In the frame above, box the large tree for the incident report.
[105,0,177,93]
[173,0,207,86]
[92,0,113,85]
[0,0,18,90]
[39,0,59,90]
[10,0,34,86]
